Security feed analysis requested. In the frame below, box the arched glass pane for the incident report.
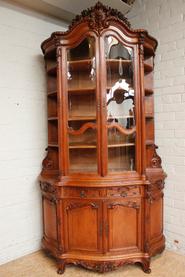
[105,35,136,172]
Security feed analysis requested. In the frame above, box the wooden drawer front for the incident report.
[62,187,101,198]
[107,186,140,198]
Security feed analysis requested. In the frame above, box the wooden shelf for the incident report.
[68,142,135,149]
[69,144,96,149]
[44,47,56,59]
[106,59,131,70]
[108,143,135,148]
[145,114,154,119]
[69,59,93,71]
[145,88,153,95]
[144,45,154,59]
[47,65,57,76]
[48,91,57,97]
[146,140,154,146]
[48,117,58,121]
[48,143,58,147]
[68,88,96,94]
[68,116,96,121]
[144,63,153,74]
[108,115,134,120]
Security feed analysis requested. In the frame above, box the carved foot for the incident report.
[57,260,66,275]
[143,267,151,274]
[141,260,151,274]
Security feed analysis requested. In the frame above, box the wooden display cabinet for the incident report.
[39,2,166,274]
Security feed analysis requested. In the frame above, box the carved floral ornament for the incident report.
[75,258,150,273]
[69,1,131,34]
[40,182,56,193]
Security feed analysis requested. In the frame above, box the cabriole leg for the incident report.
[141,259,151,274]
[57,259,66,275]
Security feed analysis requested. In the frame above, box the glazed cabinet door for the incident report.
[100,33,140,176]
[64,35,101,175]
[104,199,142,253]
[63,200,103,253]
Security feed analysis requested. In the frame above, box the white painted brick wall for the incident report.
[128,0,185,255]
[0,0,67,264]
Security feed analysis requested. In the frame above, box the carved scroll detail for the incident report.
[74,258,150,273]
[107,201,140,210]
[42,155,54,170]
[40,182,56,193]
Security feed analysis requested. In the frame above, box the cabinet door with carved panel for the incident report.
[63,200,102,253]
[104,199,142,253]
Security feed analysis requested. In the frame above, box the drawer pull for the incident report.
[120,192,127,197]
[80,190,86,198]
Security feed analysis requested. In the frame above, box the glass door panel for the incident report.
[105,36,136,172]
[67,37,98,173]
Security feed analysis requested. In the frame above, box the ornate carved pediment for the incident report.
[69,1,131,33]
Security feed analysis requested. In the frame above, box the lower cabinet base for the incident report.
[56,256,151,274]
[42,239,165,275]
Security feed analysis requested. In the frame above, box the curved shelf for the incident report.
[145,114,154,119]
[108,143,135,148]
[48,116,58,121]
[146,140,154,146]
[106,59,132,71]
[44,46,56,59]
[68,116,96,121]
[68,87,96,94]
[144,44,154,59]
[69,144,96,149]
[145,88,153,95]
[144,63,153,74]
[108,115,134,120]
[68,59,93,71]
[48,143,58,147]
[48,91,57,97]
[47,65,57,76]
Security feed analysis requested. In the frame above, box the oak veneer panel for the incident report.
[107,204,139,251]
[64,200,102,252]
[150,197,163,240]
[43,197,57,241]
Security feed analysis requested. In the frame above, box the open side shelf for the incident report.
[144,63,153,74]
[48,91,57,97]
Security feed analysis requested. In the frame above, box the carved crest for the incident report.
[69,1,131,34]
